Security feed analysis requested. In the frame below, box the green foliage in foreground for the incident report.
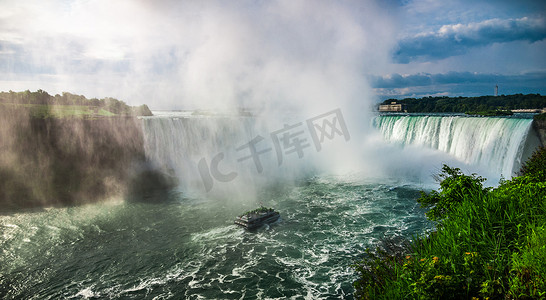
[353,147,546,299]
[417,165,489,222]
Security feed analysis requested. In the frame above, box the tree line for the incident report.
[380,94,546,113]
[0,89,152,116]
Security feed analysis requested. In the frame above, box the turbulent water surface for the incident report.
[0,176,431,299]
[2,113,537,299]
[374,114,535,177]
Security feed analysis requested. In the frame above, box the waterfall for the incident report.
[140,113,537,193]
[374,115,535,177]
[140,112,315,196]
[140,113,256,194]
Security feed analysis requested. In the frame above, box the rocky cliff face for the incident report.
[533,119,546,148]
[0,108,172,212]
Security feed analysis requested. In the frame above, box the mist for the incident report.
[0,0,397,111]
[1,0,513,202]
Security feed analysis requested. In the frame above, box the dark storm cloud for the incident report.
[394,17,546,63]
[370,71,546,88]
[371,70,546,99]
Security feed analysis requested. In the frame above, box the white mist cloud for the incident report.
[369,70,546,99]
[0,0,397,111]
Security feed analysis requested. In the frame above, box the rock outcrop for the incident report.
[0,107,172,212]
[533,119,546,148]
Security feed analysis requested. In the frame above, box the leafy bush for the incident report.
[519,147,546,182]
[353,153,546,299]
[508,226,546,299]
[417,165,488,221]
[352,237,410,299]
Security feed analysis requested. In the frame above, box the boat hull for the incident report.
[234,211,280,230]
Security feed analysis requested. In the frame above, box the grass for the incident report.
[97,108,117,117]
[0,103,118,119]
[353,147,546,299]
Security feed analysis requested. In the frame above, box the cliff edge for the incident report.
[0,107,172,212]
[533,114,546,148]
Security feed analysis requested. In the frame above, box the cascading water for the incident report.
[373,115,535,177]
[1,112,438,299]
[141,112,254,197]
[4,112,539,299]
[141,113,538,190]
[140,112,316,197]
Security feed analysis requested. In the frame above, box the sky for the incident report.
[0,0,545,109]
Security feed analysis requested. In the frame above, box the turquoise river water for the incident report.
[1,176,431,299]
[1,113,537,299]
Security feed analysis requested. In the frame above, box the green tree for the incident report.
[417,165,488,222]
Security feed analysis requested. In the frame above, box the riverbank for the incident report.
[353,147,546,299]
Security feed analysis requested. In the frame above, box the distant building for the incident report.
[495,85,498,96]
[379,102,407,112]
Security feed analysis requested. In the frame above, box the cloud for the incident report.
[394,17,546,63]
[369,71,496,88]
[0,0,397,111]
[370,70,546,99]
